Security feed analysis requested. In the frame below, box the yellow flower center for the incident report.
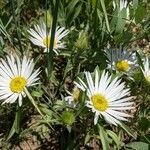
[10,77,26,93]
[91,93,108,111]
[116,60,129,72]
[72,87,80,102]
[43,36,57,48]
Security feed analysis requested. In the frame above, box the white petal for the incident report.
[94,112,99,125]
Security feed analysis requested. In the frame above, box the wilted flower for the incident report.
[75,69,134,126]
[141,57,150,83]
[0,55,40,106]
[65,87,80,107]
[28,23,69,54]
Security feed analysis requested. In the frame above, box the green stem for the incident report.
[47,0,60,78]
[24,87,44,117]
[24,88,52,128]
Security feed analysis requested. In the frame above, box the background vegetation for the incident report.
[0,0,149,149]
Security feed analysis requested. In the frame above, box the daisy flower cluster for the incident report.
[0,22,69,107]
[64,46,150,126]
[0,20,149,129]
[0,1,150,147]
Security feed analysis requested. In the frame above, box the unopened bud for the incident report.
[75,31,88,50]
[62,111,75,125]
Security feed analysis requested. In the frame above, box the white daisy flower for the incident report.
[141,57,150,82]
[105,48,137,73]
[28,23,69,54]
[0,55,40,106]
[65,87,80,107]
[74,69,134,125]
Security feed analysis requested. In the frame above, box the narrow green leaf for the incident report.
[133,0,139,9]
[89,0,97,9]
[115,8,126,33]
[99,0,110,33]
[98,124,109,150]
[119,122,136,138]
[72,4,82,21]
[67,0,80,16]
[6,107,21,141]
[136,51,144,69]
[32,90,43,98]
[135,5,146,23]
[138,117,150,132]
[107,130,121,149]
[126,142,149,150]
[84,132,91,145]
[63,60,73,80]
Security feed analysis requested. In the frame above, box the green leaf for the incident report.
[99,0,110,33]
[119,122,136,138]
[67,0,80,16]
[39,106,53,117]
[84,132,91,145]
[97,9,103,25]
[126,142,149,150]
[72,4,82,22]
[135,5,146,23]
[89,0,97,9]
[107,130,122,149]
[136,51,144,69]
[110,10,118,33]
[98,124,109,150]
[6,107,21,141]
[133,0,139,9]
[32,90,43,98]
[115,8,126,34]
[63,60,73,79]
[138,117,150,132]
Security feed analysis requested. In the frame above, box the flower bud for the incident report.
[75,31,88,50]
[62,111,75,125]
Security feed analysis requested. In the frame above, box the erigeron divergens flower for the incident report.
[75,69,134,126]
[0,55,40,106]
[105,48,136,73]
[28,23,69,54]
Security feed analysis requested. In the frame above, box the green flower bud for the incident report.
[75,31,88,50]
[62,111,75,125]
